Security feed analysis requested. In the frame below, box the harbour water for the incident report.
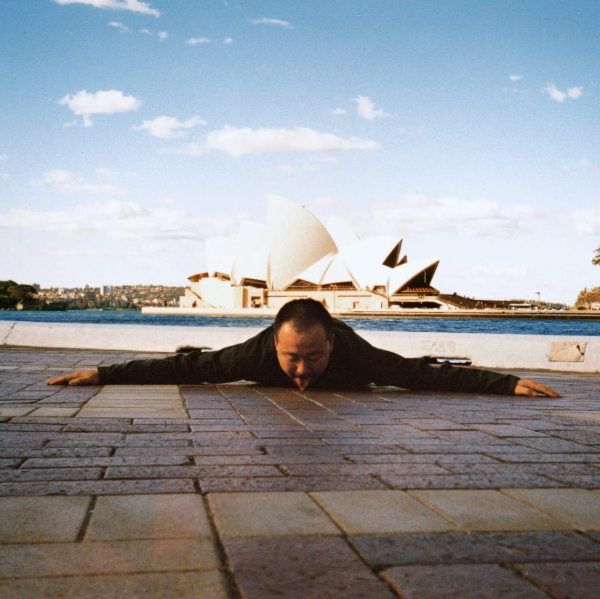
[1,310,599,336]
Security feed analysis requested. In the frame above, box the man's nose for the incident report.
[294,361,308,375]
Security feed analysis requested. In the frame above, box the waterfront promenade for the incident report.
[0,345,599,597]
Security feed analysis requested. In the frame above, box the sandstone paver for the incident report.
[311,490,457,534]
[86,494,213,540]
[208,491,341,538]
[0,496,91,543]
[0,539,221,578]
[409,489,574,531]
[502,488,600,530]
[0,570,229,599]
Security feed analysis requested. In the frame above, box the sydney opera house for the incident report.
[180,195,445,312]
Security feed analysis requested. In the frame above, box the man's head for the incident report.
[273,299,334,391]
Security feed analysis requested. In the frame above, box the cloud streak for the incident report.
[59,89,141,127]
[32,170,126,194]
[134,115,206,139]
[251,18,293,29]
[203,125,379,156]
[0,200,244,241]
[370,194,541,237]
[53,0,159,17]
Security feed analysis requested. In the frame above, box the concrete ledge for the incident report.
[1,321,599,373]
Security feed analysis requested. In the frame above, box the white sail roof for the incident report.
[290,253,336,286]
[341,237,401,289]
[388,259,440,294]
[206,236,236,277]
[267,194,338,290]
[232,220,269,285]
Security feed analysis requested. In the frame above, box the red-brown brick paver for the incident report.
[0,346,599,597]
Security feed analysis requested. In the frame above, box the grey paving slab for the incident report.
[224,536,397,598]
[0,496,91,543]
[382,564,548,598]
[514,561,600,599]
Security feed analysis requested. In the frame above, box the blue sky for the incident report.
[1,0,598,303]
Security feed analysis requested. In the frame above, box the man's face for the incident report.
[274,322,334,391]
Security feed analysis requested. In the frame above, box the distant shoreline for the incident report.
[141,307,600,321]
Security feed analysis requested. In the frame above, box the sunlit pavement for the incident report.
[0,347,599,598]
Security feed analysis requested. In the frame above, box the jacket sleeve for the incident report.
[353,334,520,394]
[97,328,273,385]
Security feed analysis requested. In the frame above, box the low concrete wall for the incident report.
[1,321,599,373]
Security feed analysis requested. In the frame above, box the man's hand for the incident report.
[514,379,561,398]
[47,369,100,386]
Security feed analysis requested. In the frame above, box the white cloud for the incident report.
[204,125,380,157]
[559,158,591,170]
[59,89,140,127]
[108,21,129,32]
[224,37,234,44]
[158,31,168,41]
[509,74,522,81]
[95,167,118,176]
[0,200,245,241]
[565,208,600,235]
[53,0,159,17]
[33,169,126,194]
[262,163,322,175]
[140,28,152,35]
[353,96,387,120]
[544,83,584,103]
[251,18,293,28]
[0,155,7,161]
[134,115,206,139]
[158,142,204,157]
[370,194,541,237]
[187,37,211,45]
[332,108,347,115]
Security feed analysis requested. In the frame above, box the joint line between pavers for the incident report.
[404,490,466,531]
[499,488,589,531]
[75,495,97,542]
[200,491,243,599]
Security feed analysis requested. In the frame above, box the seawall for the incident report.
[1,321,598,373]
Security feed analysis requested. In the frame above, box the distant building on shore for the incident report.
[180,195,452,312]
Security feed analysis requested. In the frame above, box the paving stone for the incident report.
[382,564,548,598]
[0,467,104,482]
[350,531,600,568]
[382,473,565,490]
[0,570,229,599]
[0,496,91,543]
[0,408,34,417]
[0,478,195,496]
[0,447,112,458]
[28,407,79,417]
[224,536,396,598]
[514,561,600,599]
[22,456,191,468]
[86,494,213,540]
[282,463,448,476]
[502,488,600,530]
[311,490,457,534]
[409,489,573,531]
[105,465,283,479]
[0,539,221,578]
[200,475,387,493]
[208,491,340,537]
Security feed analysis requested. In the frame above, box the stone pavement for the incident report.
[0,346,599,598]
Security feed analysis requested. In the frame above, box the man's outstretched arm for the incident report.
[47,370,100,386]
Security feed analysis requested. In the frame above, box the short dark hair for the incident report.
[274,299,333,338]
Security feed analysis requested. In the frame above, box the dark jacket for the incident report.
[98,320,520,394]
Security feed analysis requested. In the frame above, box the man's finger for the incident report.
[515,380,561,398]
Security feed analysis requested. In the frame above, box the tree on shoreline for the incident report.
[593,245,600,267]
[0,281,39,309]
